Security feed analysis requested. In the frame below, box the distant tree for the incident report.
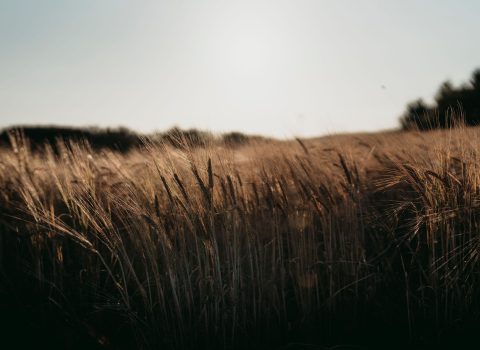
[400,68,480,130]
[470,69,480,90]
[161,127,214,148]
[222,132,249,145]
[435,81,454,100]
[400,99,435,130]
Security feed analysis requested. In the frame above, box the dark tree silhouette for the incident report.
[400,99,435,130]
[400,68,480,130]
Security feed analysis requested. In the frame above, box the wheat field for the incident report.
[1,127,480,349]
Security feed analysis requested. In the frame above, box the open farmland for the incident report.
[2,127,480,349]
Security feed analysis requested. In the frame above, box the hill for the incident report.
[1,126,480,349]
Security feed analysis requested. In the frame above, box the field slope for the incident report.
[1,127,480,349]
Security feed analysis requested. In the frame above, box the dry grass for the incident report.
[2,126,480,349]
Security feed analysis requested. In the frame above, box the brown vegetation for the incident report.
[1,126,480,349]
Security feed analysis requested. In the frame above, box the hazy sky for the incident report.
[1,0,480,138]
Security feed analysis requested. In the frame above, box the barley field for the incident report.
[2,127,480,349]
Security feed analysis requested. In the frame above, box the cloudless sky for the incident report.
[1,0,480,138]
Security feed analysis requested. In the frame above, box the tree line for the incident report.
[0,126,258,153]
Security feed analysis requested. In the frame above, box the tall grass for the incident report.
[1,127,480,348]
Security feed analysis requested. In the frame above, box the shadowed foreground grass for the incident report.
[1,127,480,349]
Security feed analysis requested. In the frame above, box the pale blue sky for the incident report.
[1,0,479,137]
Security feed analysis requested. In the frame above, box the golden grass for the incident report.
[1,126,480,348]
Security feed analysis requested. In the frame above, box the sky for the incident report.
[1,0,480,138]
